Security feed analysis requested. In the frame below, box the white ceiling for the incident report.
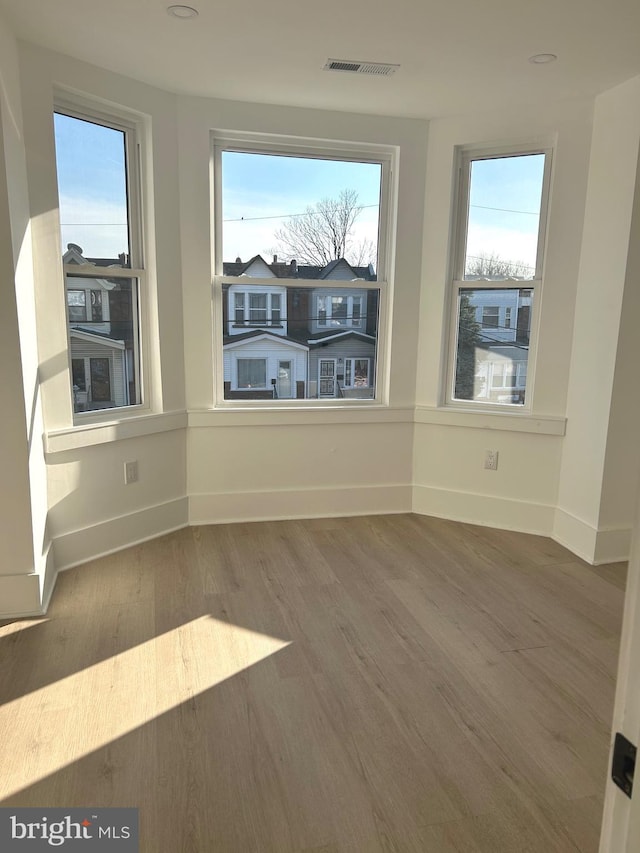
[1,0,639,119]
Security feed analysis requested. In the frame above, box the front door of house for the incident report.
[318,359,336,397]
[277,360,293,398]
[90,357,111,402]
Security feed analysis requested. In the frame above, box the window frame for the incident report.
[54,97,149,422]
[231,289,286,329]
[445,142,553,412]
[236,357,268,390]
[211,131,395,408]
[316,294,364,330]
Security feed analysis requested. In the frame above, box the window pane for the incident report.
[353,359,369,387]
[454,288,531,406]
[482,306,499,328]
[237,359,266,388]
[71,359,86,391]
[464,154,545,281]
[234,292,245,324]
[54,113,130,265]
[66,273,141,413]
[222,285,379,400]
[331,296,348,325]
[67,290,86,322]
[221,152,381,279]
[249,293,268,323]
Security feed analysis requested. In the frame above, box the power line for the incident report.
[470,204,539,215]
[465,254,536,272]
[223,203,380,224]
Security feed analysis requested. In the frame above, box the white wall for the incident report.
[12,43,189,582]
[555,77,640,563]
[0,14,50,615]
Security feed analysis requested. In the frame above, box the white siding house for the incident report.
[223,333,308,398]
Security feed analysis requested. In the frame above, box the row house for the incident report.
[63,244,138,412]
[466,285,532,405]
[222,255,379,400]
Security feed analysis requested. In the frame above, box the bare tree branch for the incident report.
[273,189,371,267]
[465,252,533,279]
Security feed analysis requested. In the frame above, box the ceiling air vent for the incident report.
[323,59,399,76]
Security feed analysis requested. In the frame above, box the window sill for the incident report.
[414,405,566,435]
[189,405,414,428]
[44,410,188,454]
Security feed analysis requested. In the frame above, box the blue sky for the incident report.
[466,153,545,276]
[54,113,129,259]
[222,152,381,266]
[53,115,545,275]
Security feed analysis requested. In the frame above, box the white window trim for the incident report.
[444,142,553,413]
[211,131,396,408]
[55,95,151,425]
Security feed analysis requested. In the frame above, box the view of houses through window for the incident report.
[217,148,384,401]
[54,110,143,415]
[452,150,549,406]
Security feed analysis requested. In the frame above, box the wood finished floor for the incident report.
[0,514,626,852]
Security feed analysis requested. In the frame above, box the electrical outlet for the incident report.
[484,450,499,471]
[124,460,138,484]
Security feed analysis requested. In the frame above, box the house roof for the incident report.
[222,254,376,281]
[69,327,125,349]
[306,331,376,346]
[223,330,309,350]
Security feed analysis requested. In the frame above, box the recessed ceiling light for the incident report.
[167,5,199,18]
[529,53,557,64]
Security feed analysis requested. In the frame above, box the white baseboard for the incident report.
[0,541,58,619]
[553,507,632,565]
[189,484,412,525]
[411,484,556,536]
[52,497,189,572]
[0,571,44,618]
[27,491,629,623]
[593,526,633,565]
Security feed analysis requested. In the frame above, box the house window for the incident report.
[449,147,551,408]
[91,290,104,322]
[231,291,283,328]
[234,292,245,324]
[237,358,267,389]
[54,106,145,416]
[67,290,86,322]
[71,358,86,391]
[213,134,393,404]
[482,306,499,328]
[317,295,363,328]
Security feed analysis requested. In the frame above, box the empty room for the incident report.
[1,1,640,851]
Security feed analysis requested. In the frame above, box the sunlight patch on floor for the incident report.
[0,616,290,799]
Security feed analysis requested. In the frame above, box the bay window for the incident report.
[212,132,394,404]
[448,145,552,408]
[54,104,145,416]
